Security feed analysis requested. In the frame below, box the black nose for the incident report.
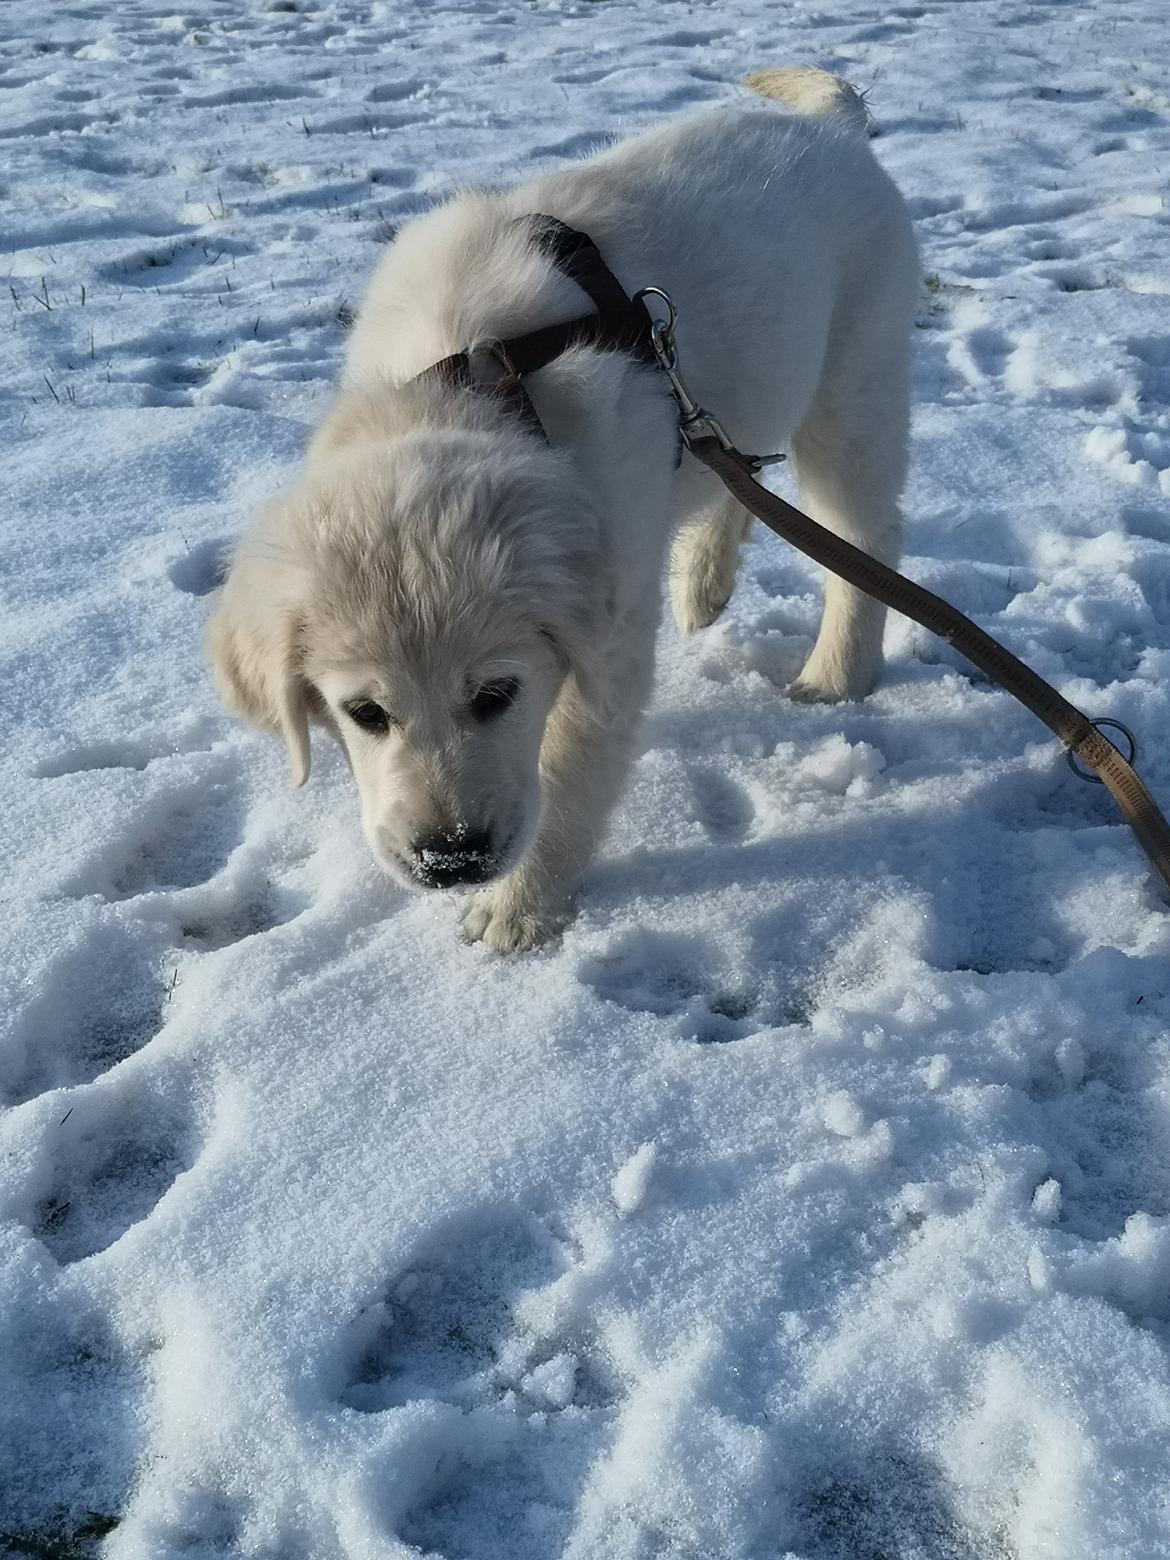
[409,829,497,889]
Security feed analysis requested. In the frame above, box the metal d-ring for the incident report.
[631,283,734,449]
[632,286,680,372]
[632,285,678,334]
[1067,717,1138,784]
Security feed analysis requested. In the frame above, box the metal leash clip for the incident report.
[632,286,786,470]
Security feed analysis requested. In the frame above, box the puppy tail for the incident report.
[744,66,871,135]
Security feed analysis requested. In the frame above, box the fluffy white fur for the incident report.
[207,67,919,951]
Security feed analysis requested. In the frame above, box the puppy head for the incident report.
[207,427,608,891]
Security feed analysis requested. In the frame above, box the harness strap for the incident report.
[528,218,658,364]
[412,216,656,435]
[689,436,1170,901]
[423,342,547,437]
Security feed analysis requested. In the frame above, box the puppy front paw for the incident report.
[462,883,571,953]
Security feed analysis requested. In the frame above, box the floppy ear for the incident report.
[539,557,616,720]
[205,543,312,788]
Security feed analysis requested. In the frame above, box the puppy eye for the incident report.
[345,700,391,733]
[470,677,520,721]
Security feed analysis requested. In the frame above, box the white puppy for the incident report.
[207,68,918,951]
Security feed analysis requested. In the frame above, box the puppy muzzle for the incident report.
[409,829,498,889]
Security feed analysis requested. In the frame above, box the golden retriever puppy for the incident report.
[207,69,918,950]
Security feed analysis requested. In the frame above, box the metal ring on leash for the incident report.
[631,285,677,331]
[1067,718,1138,785]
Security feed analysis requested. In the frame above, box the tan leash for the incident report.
[637,289,1170,900]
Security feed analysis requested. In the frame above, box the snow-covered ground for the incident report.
[3,0,1170,1555]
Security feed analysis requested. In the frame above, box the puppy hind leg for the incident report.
[789,354,910,703]
[670,494,752,635]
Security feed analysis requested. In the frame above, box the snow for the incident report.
[1,0,1170,1556]
[611,1142,656,1214]
[820,1090,867,1138]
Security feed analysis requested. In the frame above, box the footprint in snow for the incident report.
[398,1421,611,1560]
[652,82,717,112]
[181,82,318,108]
[1128,334,1170,399]
[0,1303,138,1553]
[337,1210,601,1413]
[59,144,169,178]
[1033,84,1105,104]
[1122,504,1170,543]
[97,237,252,291]
[1,924,172,1107]
[168,536,229,598]
[578,930,760,1044]
[0,111,100,139]
[797,1453,988,1560]
[655,27,727,46]
[177,858,310,952]
[529,130,612,161]
[688,764,754,845]
[365,77,427,103]
[1022,231,1076,260]
[1039,263,1113,292]
[139,1489,244,1557]
[847,20,919,42]
[550,66,617,86]
[48,746,310,948]
[28,1079,197,1265]
[946,324,1013,390]
[35,736,179,778]
[336,1209,622,1558]
[305,109,425,136]
[960,192,1092,232]
[66,773,245,904]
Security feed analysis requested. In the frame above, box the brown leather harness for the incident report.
[415,216,1170,900]
[418,216,660,440]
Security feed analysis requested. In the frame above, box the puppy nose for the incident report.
[410,829,496,889]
